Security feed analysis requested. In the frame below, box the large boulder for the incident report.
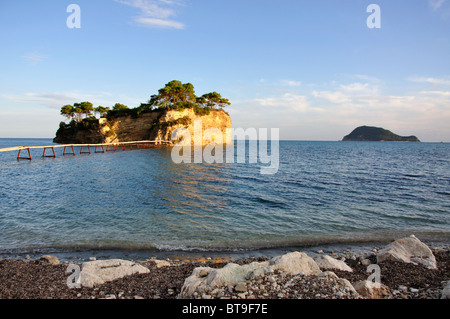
[180,261,269,298]
[377,235,437,269]
[179,252,321,298]
[80,259,150,288]
[314,255,353,272]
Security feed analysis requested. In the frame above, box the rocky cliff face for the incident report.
[54,108,232,145]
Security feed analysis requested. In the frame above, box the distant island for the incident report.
[342,126,420,142]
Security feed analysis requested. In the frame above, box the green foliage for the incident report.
[59,81,230,125]
[193,105,211,116]
[148,80,230,112]
[60,104,74,120]
[94,106,109,117]
[74,101,94,118]
[112,103,129,111]
[152,116,192,129]
[199,92,231,108]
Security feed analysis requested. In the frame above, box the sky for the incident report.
[0,0,449,142]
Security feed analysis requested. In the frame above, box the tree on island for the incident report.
[59,80,230,122]
[60,101,103,122]
[141,80,230,112]
[94,105,110,118]
[74,101,94,119]
[112,103,129,111]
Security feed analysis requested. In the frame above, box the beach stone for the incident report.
[180,252,321,298]
[180,261,269,298]
[269,252,321,275]
[377,235,437,269]
[234,283,247,293]
[354,280,390,299]
[314,255,353,272]
[39,255,60,265]
[360,258,372,267]
[199,269,209,278]
[338,278,358,295]
[153,259,171,268]
[318,271,339,280]
[80,259,150,288]
[441,281,450,299]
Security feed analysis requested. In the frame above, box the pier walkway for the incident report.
[0,140,171,160]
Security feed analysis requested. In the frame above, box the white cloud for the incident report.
[278,80,302,87]
[22,52,48,65]
[134,17,184,29]
[253,93,325,114]
[429,0,447,10]
[409,76,450,86]
[116,0,185,29]
[312,90,351,104]
[312,82,380,104]
[419,90,450,96]
[1,91,141,110]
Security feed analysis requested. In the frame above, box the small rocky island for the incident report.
[54,80,232,145]
[342,126,420,142]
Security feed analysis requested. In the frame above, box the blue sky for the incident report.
[0,0,449,141]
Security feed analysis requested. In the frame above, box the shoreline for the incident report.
[2,238,449,264]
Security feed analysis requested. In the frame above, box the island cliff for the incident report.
[54,108,232,145]
[53,80,232,145]
[342,126,420,142]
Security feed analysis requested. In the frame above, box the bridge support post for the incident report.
[63,145,75,156]
[17,148,32,160]
[42,147,56,158]
[80,145,91,154]
[95,145,104,153]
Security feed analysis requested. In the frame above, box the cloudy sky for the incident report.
[0,0,449,141]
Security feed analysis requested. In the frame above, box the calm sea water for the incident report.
[0,138,449,256]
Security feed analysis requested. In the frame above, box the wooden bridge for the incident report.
[0,140,172,160]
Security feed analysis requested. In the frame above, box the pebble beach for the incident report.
[1,237,449,300]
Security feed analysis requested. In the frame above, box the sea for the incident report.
[0,138,449,261]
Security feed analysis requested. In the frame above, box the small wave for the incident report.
[254,197,288,209]
[403,173,425,178]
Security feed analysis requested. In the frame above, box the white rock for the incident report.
[80,259,149,288]
[337,278,357,295]
[179,251,321,298]
[377,235,437,269]
[441,281,450,299]
[314,255,353,272]
[269,252,321,275]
